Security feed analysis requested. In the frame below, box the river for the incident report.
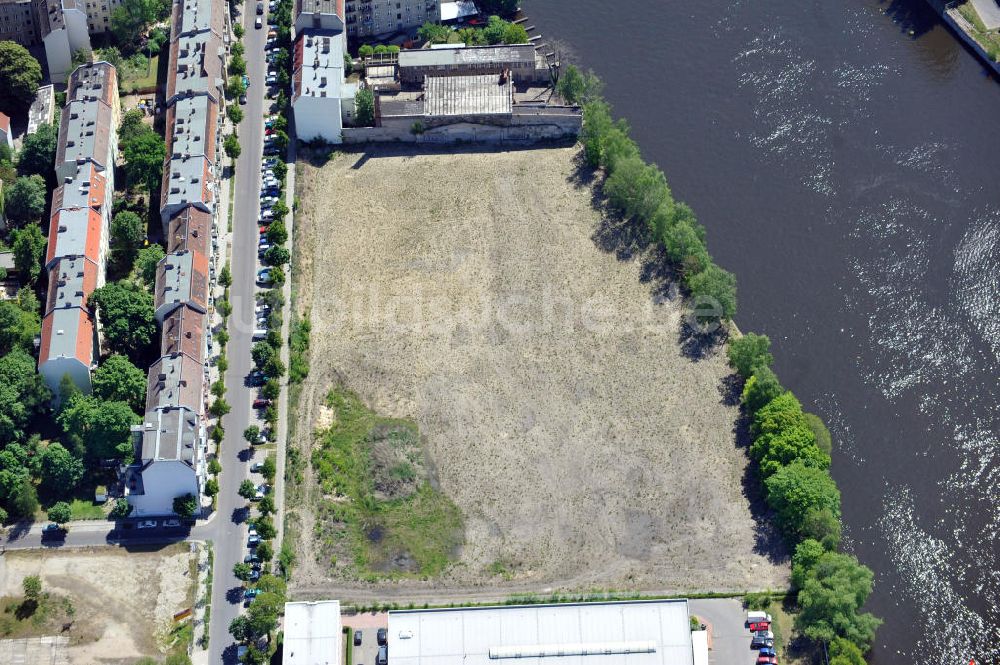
[524,0,1000,662]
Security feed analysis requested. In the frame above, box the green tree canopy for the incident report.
[795,551,881,649]
[110,0,162,47]
[804,412,832,455]
[172,493,198,517]
[233,562,252,581]
[57,393,139,460]
[0,41,42,113]
[791,538,825,589]
[829,637,867,665]
[110,210,146,265]
[263,245,289,267]
[355,87,375,126]
[238,478,257,500]
[662,219,709,278]
[135,244,166,289]
[0,298,41,356]
[92,354,147,412]
[0,467,38,518]
[0,348,51,445]
[265,219,287,245]
[47,500,72,525]
[88,280,157,360]
[687,263,737,324]
[727,333,773,378]
[223,133,241,159]
[40,442,85,495]
[764,460,841,541]
[122,128,165,193]
[10,223,46,283]
[603,156,671,225]
[741,366,784,413]
[802,506,842,550]
[118,108,147,144]
[749,392,830,478]
[556,65,604,106]
[4,175,47,226]
[17,123,58,183]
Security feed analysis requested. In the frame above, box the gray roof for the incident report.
[45,206,100,270]
[294,30,345,101]
[172,31,225,100]
[154,249,209,319]
[67,62,118,106]
[137,407,201,464]
[27,85,55,136]
[387,600,695,665]
[398,44,538,69]
[169,95,218,162]
[425,74,512,116]
[173,0,222,37]
[40,255,97,366]
[146,352,206,415]
[57,97,114,176]
[162,154,214,213]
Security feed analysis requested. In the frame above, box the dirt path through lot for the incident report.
[289,144,788,597]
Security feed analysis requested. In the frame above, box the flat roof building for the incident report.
[283,600,343,665]
[27,84,56,136]
[387,600,696,665]
[292,29,351,143]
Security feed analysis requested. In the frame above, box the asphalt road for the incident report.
[690,598,756,665]
[208,3,270,663]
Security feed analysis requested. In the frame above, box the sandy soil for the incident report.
[290,144,788,596]
[0,544,197,664]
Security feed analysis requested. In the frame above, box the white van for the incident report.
[746,611,772,624]
[252,329,267,340]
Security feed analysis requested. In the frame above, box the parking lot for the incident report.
[343,611,388,665]
[689,598,757,665]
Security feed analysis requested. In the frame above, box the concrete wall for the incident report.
[943,7,1000,76]
[343,118,580,145]
[293,94,345,144]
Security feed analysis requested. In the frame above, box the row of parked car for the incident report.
[747,611,778,664]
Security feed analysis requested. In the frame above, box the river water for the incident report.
[525,0,1000,662]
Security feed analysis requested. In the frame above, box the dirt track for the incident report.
[290,144,788,598]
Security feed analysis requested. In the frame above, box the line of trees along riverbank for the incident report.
[558,65,881,660]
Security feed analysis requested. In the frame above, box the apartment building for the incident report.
[0,0,40,46]
[124,0,224,517]
[38,62,118,398]
[343,0,441,39]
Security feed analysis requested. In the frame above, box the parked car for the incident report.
[759,647,777,658]
[249,569,261,581]
[265,74,277,85]
[242,74,250,89]
[256,269,272,285]
[255,1,263,14]
[746,611,772,625]
[253,398,272,409]
[756,656,777,665]
[251,462,264,472]
[248,370,266,386]
[240,94,247,105]
[354,630,362,646]
[377,628,387,646]
[248,534,261,546]
[749,621,771,632]
[750,633,774,650]
[376,645,388,665]
[244,553,260,564]
[41,523,66,540]
[137,520,157,529]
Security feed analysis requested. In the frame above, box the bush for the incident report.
[764,460,841,542]
[727,333,773,378]
[355,87,375,126]
[743,591,771,611]
[173,493,198,518]
[602,156,671,225]
[224,133,241,159]
[111,497,133,518]
[741,366,784,413]
[686,263,737,324]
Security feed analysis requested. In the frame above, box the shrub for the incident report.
[727,333,773,378]
[602,155,671,225]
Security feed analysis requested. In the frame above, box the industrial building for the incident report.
[122,0,225,517]
[282,599,701,665]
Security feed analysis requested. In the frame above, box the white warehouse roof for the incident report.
[387,600,695,665]
[284,600,342,665]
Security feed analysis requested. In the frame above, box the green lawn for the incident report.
[67,498,108,520]
[956,2,1000,61]
[312,387,464,579]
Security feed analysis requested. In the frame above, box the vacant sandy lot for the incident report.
[0,545,197,663]
[290,145,787,596]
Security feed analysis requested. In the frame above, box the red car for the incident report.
[756,656,777,665]
[253,398,272,409]
[749,621,770,632]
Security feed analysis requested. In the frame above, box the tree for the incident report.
[581,100,615,167]
[603,156,671,225]
[243,425,261,445]
[209,397,231,418]
[22,575,42,601]
[727,333,773,378]
[122,129,165,193]
[238,479,257,500]
[229,614,251,641]
[0,299,41,356]
[257,494,275,516]
[764,460,841,541]
[111,0,160,46]
[57,393,139,460]
[4,175,47,226]
[228,52,246,76]
[358,44,374,58]
[233,22,244,39]
[556,64,602,106]
[662,220,709,277]
[204,477,219,497]
[270,265,286,287]
[111,497,133,518]
[262,456,276,482]
[802,506,842,550]
[417,22,451,44]
[172,493,198,518]
[261,378,281,401]
[0,348,51,445]
[687,263,737,323]
[791,538,825,589]
[227,104,244,125]
[111,211,146,264]
[47,500,72,525]
[40,443,85,495]
[804,412,832,456]
[92,354,147,412]
[219,262,232,287]
[224,133,241,159]
[265,219,287,245]
[208,458,222,475]
[829,637,867,665]
[0,472,38,517]
[750,392,830,476]
[17,123,58,182]
[9,223,45,283]
[252,515,276,540]
[135,244,166,288]
[501,21,529,44]
[355,87,375,126]
[233,562,253,581]
[0,41,42,113]
[255,573,286,598]
[88,280,157,360]
[741,366,784,413]
[118,109,147,144]
[263,245,289,267]
[795,551,882,649]
[256,540,273,562]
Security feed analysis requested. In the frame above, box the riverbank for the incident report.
[926,0,1000,73]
